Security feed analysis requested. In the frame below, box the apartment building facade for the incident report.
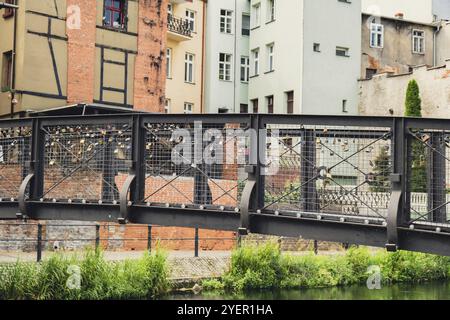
[0,0,168,116]
[248,0,361,115]
[203,0,250,114]
[165,0,205,114]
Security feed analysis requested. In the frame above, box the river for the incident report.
[164,281,450,300]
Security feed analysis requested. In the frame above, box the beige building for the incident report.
[0,0,168,117]
[165,0,205,114]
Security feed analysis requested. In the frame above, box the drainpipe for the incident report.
[200,0,206,114]
[233,0,237,113]
[10,0,18,118]
[433,22,442,67]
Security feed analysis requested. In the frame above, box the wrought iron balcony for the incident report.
[167,14,192,41]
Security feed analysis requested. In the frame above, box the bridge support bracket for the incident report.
[17,173,35,220]
[119,174,136,224]
[386,187,402,252]
[239,180,256,235]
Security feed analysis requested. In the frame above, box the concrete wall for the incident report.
[359,62,450,117]
[203,0,250,114]
[362,0,434,24]
[165,0,204,114]
[302,0,361,115]
[361,14,435,78]
[437,22,450,66]
[248,0,303,114]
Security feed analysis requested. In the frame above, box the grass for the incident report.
[0,249,169,300]
[202,243,450,292]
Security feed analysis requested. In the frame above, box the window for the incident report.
[267,95,274,114]
[165,99,171,114]
[166,48,172,79]
[220,9,233,34]
[3,0,15,19]
[251,99,259,113]
[266,43,274,71]
[184,53,194,83]
[240,56,249,82]
[242,14,250,36]
[240,104,248,113]
[184,102,193,114]
[412,29,425,54]
[252,3,261,28]
[313,43,321,52]
[185,9,195,32]
[219,53,232,81]
[267,0,275,22]
[167,3,173,16]
[103,0,126,29]
[252,48,259,76]
[366,68,377,79]
[336,46,349,57]
[370,23,384,48]
[1,51,12,91]
[342,100,348,113]
[286,91,294,114]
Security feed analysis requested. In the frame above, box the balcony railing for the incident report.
[167,14,192,38]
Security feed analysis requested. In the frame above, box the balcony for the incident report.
[167,14,192,42]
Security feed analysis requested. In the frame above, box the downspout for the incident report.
[10,0,18,118]
[200,0,206,114]
[233,0,237,113]
[433,22,441,67]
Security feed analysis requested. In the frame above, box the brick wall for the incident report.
[66,0,96,104]
[133,0,168,112]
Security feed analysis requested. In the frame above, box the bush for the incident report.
[205,244,450,292]
[0,249,169,300]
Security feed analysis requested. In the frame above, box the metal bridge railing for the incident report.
[0,114,450,255]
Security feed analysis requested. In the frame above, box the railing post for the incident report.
[95,224,100,251]
[387,118,407,251]
[147,225,152,253]
[30,118,45,201]
[130,115,146,204]
[313,240,318,255]
[36,223,42,262]
[194,227,199,257]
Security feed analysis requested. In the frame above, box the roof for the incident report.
[362,12,440,28]
[26,103,153,117]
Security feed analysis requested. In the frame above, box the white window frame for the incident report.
[219,53,233,81]
[252,3,261,28]
[240,56,250,82]
[166,48,172,78]
[412,29,425,54]
[185,9,195,32]
[266,43,274,71]
[184,53,195,83]
[184,102,194,114]
[165,99,171,113]
[267,0,275,22]
[252,48,259,76]
[220,9,233,34]
[370,23,384,48]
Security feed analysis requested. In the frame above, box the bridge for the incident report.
[0,113,449,256]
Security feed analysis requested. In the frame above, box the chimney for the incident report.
[395,12,404,20]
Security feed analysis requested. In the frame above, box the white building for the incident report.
[362,0,450,24]
[248,0,362,115]
[204,0,250,114]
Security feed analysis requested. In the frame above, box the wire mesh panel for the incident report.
[263,123,393,221]
[0,125,31,200]
[407,127,450,230]
[42,121,132,203]
[143,120,250,210]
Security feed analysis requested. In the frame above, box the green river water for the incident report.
[164,281,450,300]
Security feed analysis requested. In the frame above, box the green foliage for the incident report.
[404,79,427,192]
[369,146,391,192]
[405,80,422,117]
[0,249,169,300]
[205,244,450,292]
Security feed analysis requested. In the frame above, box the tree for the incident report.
[370,146,390,192]
[405,80,426,192]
